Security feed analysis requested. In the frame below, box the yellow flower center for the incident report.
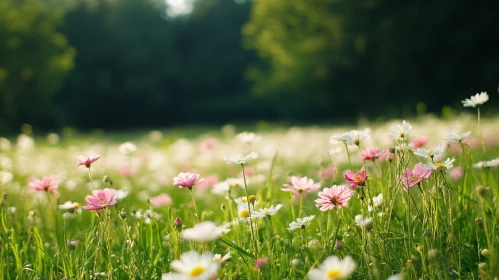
[264,210,270,215]
[410,176,421,183]
[99,200,107,205]
[327,269,342,279]
[428,149,434,155]
[189,266,205,277]
[354,175,362,183]
[71,202,80,209]
[229,183,239,189]
[354,139,360,146]
[435,162,445,170]
[398,131,404,138]
[240,209,250,218]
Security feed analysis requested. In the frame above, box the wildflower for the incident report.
[251,204,282,218]
[174,217,183,231]
[182,221,222,242]
[116,165,136,177]
[223,152,258,164]
[58,201,82,214]
[361,147,381,161]
[196,175,219,191]
[450,167,464,181]
[462,91,489,108]
[473,158,499,169]
[368,193,383,212]
[355,214,373,228]
[212,178,243,195]
[410,136,428,149]
[0,171,13,184]
[344,170,367,189]
[0,137,11,151]
[378,150,395,163]
[389,120,412,141]
[47,133,59,145]
[149,194,173,208]
[29,176,59,194]
[413,145,445,159]
[114,189,129,200]
[443,131,472,143]
[318,166,337,180]
[315,185,355,211]
[399,163,432,190]
[77,155,100,168]
[307,255,357,280]
[288,215,315,231]
[282,176,321,194]
[119,142,136,154]
[17,134,35,151]
[173,172,204,189]
[424,158,455,171]
[308,239,320,248]
[162,251,220,280]
[212,252,231,263]
[237,132,260,144]
[255,258,267,269]
[387,273,404,280]
[83,188,117,210]
[331,130,369,146]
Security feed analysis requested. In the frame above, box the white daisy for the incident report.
[237,132,260,144]
[212,178,244,195]
[413,145,445,158]
[307,255,357,280]
[212,252,231,263]
[355,214,373,227]
[223,152,258,164]
[423,158,455,171]
[119,141,137,154]
[162,251,220,280]
[288,215,315,231]
[473,158,499,169]
[251,204,282,218]
[388,120,412,141]
[443,131,471,143]
[182,221,222,242]
[462,91,489,108]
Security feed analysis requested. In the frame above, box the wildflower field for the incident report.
[0,93,498,280]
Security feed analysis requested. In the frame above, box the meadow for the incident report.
[0,93,498,279]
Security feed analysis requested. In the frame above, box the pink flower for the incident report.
[450,167,464,181]
[77,155,100,168]
[237,167,255,178]
[315,185,355,211]
[344,170,367,189]
[361,147,381,161]
[399,163,432,190]
[116,165,136,177]
[255,258,268,269]
[149,193,173,208]
[282,176,321,194]
[378,150,395,163]
[201,138,219,151]
[173,172,204,189]
[411,136,428,149]
[196,175,219,192]
[29,176,59,194]
[83,188,117,210]
[317,166,337,180]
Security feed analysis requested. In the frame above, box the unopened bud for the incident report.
[174,217,183,231]
[481,249,490,258]
[248,195,257,204]
[428,249,440,261]
[103,175,113,185]
[478,262,488,270]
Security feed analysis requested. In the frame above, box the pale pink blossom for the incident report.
[116,165,136,177]
[76,155,100,168]
[282,176,321,194]
[237,167,255,178]
[29,176,59,194]
[344,170,367,189]
[361,147,381,161]
[450,167,464,181]
[83,188,117,210]
[378,150,395,163]
[201,138,219,151]
[173,172,204,189]
[255,258,268,269]
[318,166,337,180]
[411,137,428,149]
[399,163,432,190]
[196,175,219,191]
[315,185,355,211]
[149,194,173,208]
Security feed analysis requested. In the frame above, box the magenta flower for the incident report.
[315,185,355,211]
[83,188,117,210]
[255,258,268,269]
[361,147,381,161]
[29,176,59,194]
[411,136,429,149]
[282,176,321,194]
[344,170,368,189]
[76,155,100,168]
[149,193,173,208]
[399,163,432,191]
[173,172,204,189]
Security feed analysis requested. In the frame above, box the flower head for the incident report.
[212,252,231,263]
[413,145,445,159]
[58,201,82,214]
[237,132,260,144]
[410,136,429,149]
[119,142,136,154]
[281,176,321,194]
[399,163,432,190]
[443,131,471,143]
[473,158,499,169]
[29,176,59,194]
[182,221,223,242]
[315,185,355,211]
[77,155,100,168]
[307,255,357,280]
[389,120,412,141]
[255,258,268,269]
[344,170,367,189]
[361,147,381,161]
[450,166,464,181]
[288,215,315,231]
[173,172,204,189]
[223,152,258,164]
[149,194,173,208]
[162,251,220,280]
[83,188,117,210]
[462,91,489,108]
[355,214,373,227]
[251,204,282,218]
[318,166,337,180]
[424,158,455,171]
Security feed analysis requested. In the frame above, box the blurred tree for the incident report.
[0,0,75,132]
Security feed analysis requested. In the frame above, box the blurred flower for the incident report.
[387,273,404,280]
[114,189,129,200]
[389,120,412,141]
[443,131,471,143]
[410,136,428,149]
[200,138,219,151]
[223,152,258,164]
[119,142,137,154]
[462,91,488,108]
[318,166,337,180]
[251,204,282,218]
[378,150,395,163]
[77,155,101,168]
[424,158,455,171]
[17,134,35,151]
[212,178,243,195]
[315,185,355,211]
[182,221,223,242]
[450,167,464,181]
[399,163,432,190]
[196,175,219,192]
[150,194,173,208]
[344,170,367,189]
[288,215,315,231]
[282,176,321,194]
[473,158,499,169]
[117,165,136,177]
[355,214,373,227]
[307,255,357,280]
[58,201,82,214]
[148,130,163,142]
[413,145,445,158]
[237,132,260,144]
[0,137,11,151]
[331,130,370,146]
[255,258,268,269]
[83,188,117,210]
[47,133,59,145]
[29,176,59,194]
[212,252,231,263]
[0,171,13,184]
[173,172,204,189]
[368,193,383,212]
[361,147,380,161]
[162,251,220,280]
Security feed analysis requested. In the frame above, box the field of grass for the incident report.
[0,96,498,279]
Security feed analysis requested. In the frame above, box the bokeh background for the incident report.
[1,0,498,133]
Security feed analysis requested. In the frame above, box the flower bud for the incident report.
[481,249,490,258]
[103,175,113,186]
[174,217,183,231]
[428,249,440,261]
[478,262,488,270]
[291,258,303,267]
